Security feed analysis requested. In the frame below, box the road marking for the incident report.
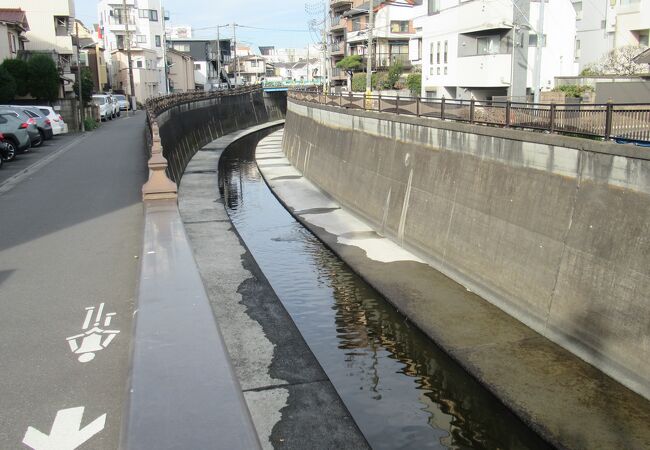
[22,407,106,450]
[0,134,89,196]
[66,303,120,363]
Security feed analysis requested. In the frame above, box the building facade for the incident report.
[0,8,29,61]
[97,0,168,95]
[166,48,195,92]
[73,19,108,93]
[168,39,231,90]
[573,0,650,71]
[414,0,577,100]
[110,47,160,100]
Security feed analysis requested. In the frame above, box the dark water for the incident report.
[219,130,553,450]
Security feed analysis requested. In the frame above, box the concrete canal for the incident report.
[217,129,553,450]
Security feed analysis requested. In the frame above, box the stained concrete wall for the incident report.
[155,90,285,183]
[283,99,650,400]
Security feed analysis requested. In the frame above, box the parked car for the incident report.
[105,94,120,118]
[14,106,53,141]
[114,94,129,111]
[0,114,31,159]
[0,107,41,147]
[31,106,68,135]
[92,95,112,121]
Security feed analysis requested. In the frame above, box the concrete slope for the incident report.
[0,114,147,449]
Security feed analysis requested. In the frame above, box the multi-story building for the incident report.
[237,55,267,84]
[0,8,29,61]
[110,47,160,100]
[328,0,426,88]
[97,0,168,96]
[72,19,108,93]
[0,0,76,95]
[168,39,231,90]
[415,0,577,101]
[572,0,650,71]
[166,48,195,92]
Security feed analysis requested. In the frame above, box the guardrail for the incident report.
[141,86,262,200]
[289,90,650,142]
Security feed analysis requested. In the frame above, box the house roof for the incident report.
[0,8,29,31]
[633,48,650,64]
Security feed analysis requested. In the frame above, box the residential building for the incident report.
[110,47,160,100]
[72,19,108,93]
[329,0,426,88]
[97,0,168,95]
[168,38,231,90]
[237,55,267,84]
[415,0,577,100]
[274,59,320,82]
[0,0,76,95]
[0,8,29,61]
[572,0,650,71]
[166,48,195,92]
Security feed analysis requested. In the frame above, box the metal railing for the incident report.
[289,90,650,142]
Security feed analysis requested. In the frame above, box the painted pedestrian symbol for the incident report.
[23,406,106,450]
[66,303,119,363]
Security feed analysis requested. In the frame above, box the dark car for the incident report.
[0,114,30,158]
[18,106,54,141]
[0,107,42,147]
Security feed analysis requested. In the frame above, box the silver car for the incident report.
[15,106,54,141]
[0,113,31,158]
[0,107,42,147]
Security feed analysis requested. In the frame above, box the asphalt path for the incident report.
[0,113,147,449]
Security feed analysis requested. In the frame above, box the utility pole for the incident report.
[216,26,221,88]
[307,44,310,83]
[366,0,374,95]
[123,0,136,110]
[75,21,85,132]
[533,0,545,104]
[323,1,328,90]
[233,23,238,87]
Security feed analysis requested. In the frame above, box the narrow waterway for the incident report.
[219,130,553,450]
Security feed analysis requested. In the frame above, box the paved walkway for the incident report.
[0,113,147,449]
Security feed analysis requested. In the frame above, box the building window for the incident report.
[136,35,146,44]
[54,16,69,36]
[430,42,434,64]
[194,63,200,70]
[436,42,440,64]
[444,66,448,75]
[251,60,258,67]
[149,9,158,21]
[437,66,441,75]
[417,38,422,60]
[137,60,143,68]
[138,9,148,19]
[528,34,547,47]
[444,40,448,63]
[155,35,161,47]
[573,1,582,20]
[574,39,581,61]
[390,21,409,33]
[8,32,16,53]
[173,43,190,52]
[428,0,440,15]
[477,35,500,55]
[116,35,125,49]
[352,17,362,32]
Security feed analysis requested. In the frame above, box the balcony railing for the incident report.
[288,90,650,143]
[375,53,410,68]
[331,42,345,55]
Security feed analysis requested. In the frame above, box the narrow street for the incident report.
[0,113,147,449]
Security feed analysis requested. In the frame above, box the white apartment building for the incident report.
[0,0,76,94]
[573,0,650,70]
[414,0,577,101]
[98,0,168,96]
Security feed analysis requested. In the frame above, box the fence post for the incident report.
[339,92,342,108]
[604,101,613,140]
[549,103,556,134]
[505,100,512,127]
[348,91,352,109]
[395,94,400,115]
[441,97,446,120]
[469,99,475,124]
[378,93,382,112]
[416,96,420,117]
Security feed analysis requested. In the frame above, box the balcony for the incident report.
[330,67,347,80]
[330,15,345,33]
[456,54,511,87]
[376,53,411,69]
[330,0,352,11]
[331,42,345,56]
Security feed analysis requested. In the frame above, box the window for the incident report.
[574,39,581,60]
[444,66,448,75]
[417,38,422,60]
[155,35,161,47]
[149,9,158,21]
[444,40,448,63]
[430,42,434,64]
[136,35,147,44]
[352,17,361,32]
[194,63,200,70]
[139,9,148,18]
[529,34,547,47]
[251,60,258,67]
[437,66,441,75]
[8,32,16,53]
[573,1,582,20]
[636,30,649,46]
[477,35,500,54]
[116,35,125,49]
[54,16,69,36]
[173,43,190,52]
[390,21,409,33]
[136,60,143,68]
[436,42,440,64]
[428,0,440,15]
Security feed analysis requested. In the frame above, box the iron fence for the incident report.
[289,90,650,142]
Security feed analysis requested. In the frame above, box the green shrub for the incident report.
[83,117,98,130]
[2,58,29,96]
[351,72,367,92]
[28,54,59,101]
[552,84,594,98]
[406,73,421,95]
[384,61,404,90]
[0,66,16,102]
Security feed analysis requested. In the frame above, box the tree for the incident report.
[384,61,404,90]
[0,66,16,103]
[73,66,94,106]
[2,58,30,96]
[598,45,648,75]
[406,72,421,96]
[336,54,363,77]
[28,54,59,101]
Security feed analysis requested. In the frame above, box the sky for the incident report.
[75,0,321,51]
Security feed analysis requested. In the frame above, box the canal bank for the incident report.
[255,129,650,450]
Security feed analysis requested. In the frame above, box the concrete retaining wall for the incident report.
[283,99,650,400]
[155,90,285,183]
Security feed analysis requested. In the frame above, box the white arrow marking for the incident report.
[22,407,106,450]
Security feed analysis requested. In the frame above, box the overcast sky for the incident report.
[75,0,320,51]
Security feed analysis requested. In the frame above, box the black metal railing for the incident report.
[288,90,650,142]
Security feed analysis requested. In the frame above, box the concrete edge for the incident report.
[289,99,650,161]
[255,130,650,450]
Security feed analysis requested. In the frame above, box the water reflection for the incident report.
[218,130,553,450]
